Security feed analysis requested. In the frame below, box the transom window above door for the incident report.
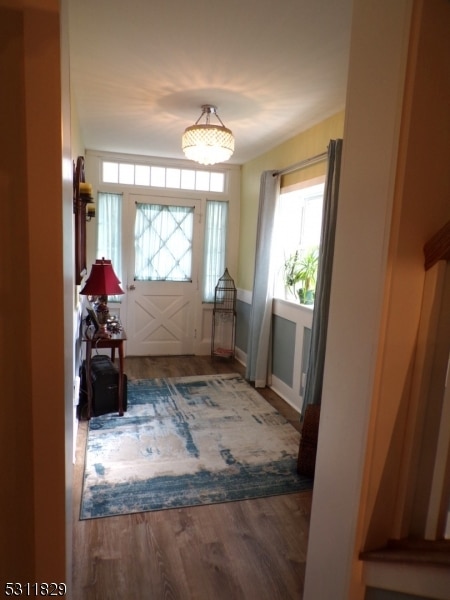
[101,160,225,193]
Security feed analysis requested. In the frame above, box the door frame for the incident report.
[123,193,201,356]
[84,151,241,357]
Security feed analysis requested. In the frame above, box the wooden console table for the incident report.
[82,327,127,418]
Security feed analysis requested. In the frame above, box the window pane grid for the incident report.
[118,163,134,184]
[181,169,196,189]
[166,168,181,189]
[151,166,165,187]
[134,203,194,281]
[195,171,210,191]
[135,165,150,186]
[210,172,225,192]
[102,162,119,183]
[101,160,225,193]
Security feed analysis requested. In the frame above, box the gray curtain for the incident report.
[302,139,343,414]
[246,170,280,387]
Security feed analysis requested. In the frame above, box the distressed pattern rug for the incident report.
[80,373,312,519]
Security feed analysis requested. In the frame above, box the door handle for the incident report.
[127,284,136,291]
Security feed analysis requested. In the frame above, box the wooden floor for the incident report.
[72,356,312,600]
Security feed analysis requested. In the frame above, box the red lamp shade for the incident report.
[80,258,124,296]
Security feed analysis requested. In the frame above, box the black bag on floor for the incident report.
[78,355,127,418]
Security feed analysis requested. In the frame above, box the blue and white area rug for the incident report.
[80,373,312,519]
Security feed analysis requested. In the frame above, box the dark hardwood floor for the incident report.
[72,356,312,600]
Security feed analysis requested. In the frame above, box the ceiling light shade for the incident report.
[182,105,234,165]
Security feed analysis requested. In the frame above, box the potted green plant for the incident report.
[296,247,319,304]
[283,250,303,299]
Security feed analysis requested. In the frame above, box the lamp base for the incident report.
[95,323,111,338]
[94,299,112,337]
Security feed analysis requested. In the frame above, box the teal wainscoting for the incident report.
[236,298,250,355]
[272,314,296,387]
[235,293,313,414]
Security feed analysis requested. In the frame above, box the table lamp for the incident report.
[80,258,125,334]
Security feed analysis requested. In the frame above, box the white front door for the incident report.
[124,194,201,356]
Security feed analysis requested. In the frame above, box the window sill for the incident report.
[273,297,314,311]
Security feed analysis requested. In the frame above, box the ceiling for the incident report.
[68,0,353,165]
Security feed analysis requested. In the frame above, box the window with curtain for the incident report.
[273,181,324,302]
[203,200,228,302]
[97,192,123,300]
[134,203,194,281]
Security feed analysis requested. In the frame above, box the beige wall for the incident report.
[237,112,344,291]
[71,90,85,161]
[361,0,450,550]
[304,0,450,598]
[0,0,71,587]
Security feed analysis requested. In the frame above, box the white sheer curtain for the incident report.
[203,200,228,302]
[97,192,123,298]
[245,170,280,387]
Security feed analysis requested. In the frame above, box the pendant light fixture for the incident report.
[182,105,234,165]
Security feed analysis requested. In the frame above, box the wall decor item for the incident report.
[73,156,93,284]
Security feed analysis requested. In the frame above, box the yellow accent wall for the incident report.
[237,112,345,291]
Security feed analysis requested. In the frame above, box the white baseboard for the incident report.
[270,374,302,414]
[234,346,247,367]
[234,350,301,414]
